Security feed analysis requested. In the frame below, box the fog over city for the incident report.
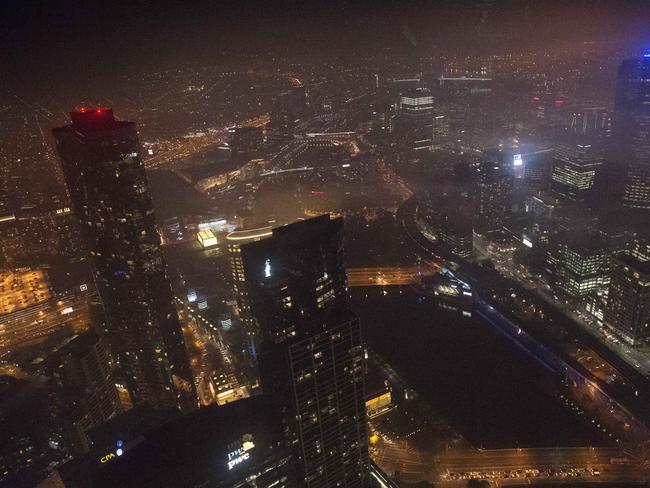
[2,1,650,488]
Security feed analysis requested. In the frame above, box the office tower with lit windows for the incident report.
[432,114,450,147]
[475,159,513,234]
[551,137,604,203]
[604,254,650,345]
[397,87,435,151]
[240,215,369,488]
[225,225,273,362]
[545,233,613,299]
[570,107,612,139]
[631,235,650,262]
[614,53,650,209]
[53,108,196,413]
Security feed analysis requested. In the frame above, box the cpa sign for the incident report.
[100,452,116,464]
[99,440,124,464]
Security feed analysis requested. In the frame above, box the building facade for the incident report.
[225,225,273,362]
[545,233,613,299]
[551,138,603,203]
[604,254,650,345]
[240,215,369,488]
[475,159,513,234]
[53,108,196,412]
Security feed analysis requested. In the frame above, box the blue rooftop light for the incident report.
[644,50,650,58]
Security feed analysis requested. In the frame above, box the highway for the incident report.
[437,447,623,473]
[142,115,269,169]
[347,265,439,287]
[374,438,649,485]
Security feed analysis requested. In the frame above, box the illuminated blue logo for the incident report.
[644,50,650,58]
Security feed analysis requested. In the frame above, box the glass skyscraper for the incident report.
[240,215,369,488]
[53,108,196,412]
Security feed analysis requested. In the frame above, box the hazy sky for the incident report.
[3,0,650,87]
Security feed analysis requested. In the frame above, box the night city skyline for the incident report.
[2,1,650,487]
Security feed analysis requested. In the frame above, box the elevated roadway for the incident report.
[347,265,439,287]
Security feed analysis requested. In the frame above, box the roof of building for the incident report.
[617,254,650,275]
[60,396,287,488]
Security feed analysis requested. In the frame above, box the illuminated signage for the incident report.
[264,259,271,278]
[198,219,227,230]
[99,440,124,464]
[522,237,533,248]
[227,435,255,470]
[100,453,116,463]
[513,154,523,167]
[187,289,198,303]
[61,307,74,315]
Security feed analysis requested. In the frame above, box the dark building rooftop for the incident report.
[618,254,650,275]
[54,108,134,134]
[58,396,289,488]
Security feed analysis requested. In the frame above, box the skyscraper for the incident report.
[240,215,369,488]
[225,225,273,362]
[545,232,613,299]
[604,254,650,345]
[614,53,650,209]
[53,108,196,412]
[551,137,604,203]
[475,158,513,234]
[397,87,435,151]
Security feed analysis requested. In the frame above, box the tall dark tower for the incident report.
[604,254,650,345]
[52,108,196,412]
[475,158,513,234]
[240,215,369,488]
[614,52,650,209]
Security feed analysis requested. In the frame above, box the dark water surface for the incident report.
[352,287,607,448]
